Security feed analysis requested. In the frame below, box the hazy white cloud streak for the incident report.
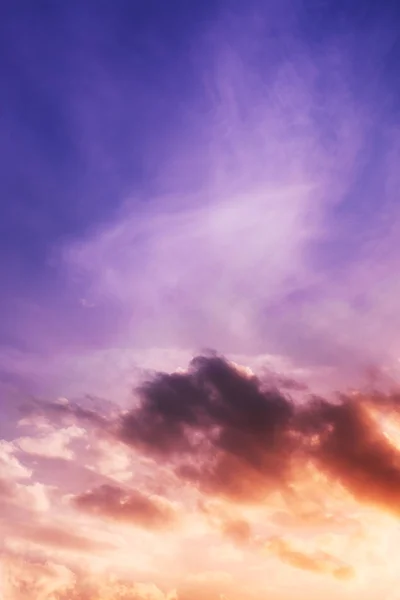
[63,18,382,384]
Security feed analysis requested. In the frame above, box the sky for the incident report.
[2,0,400,598]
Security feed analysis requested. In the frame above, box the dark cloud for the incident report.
[37,354,400,515]
[299,396,400,515]
[119,355,295,502]
[72,483,176,530]
[120,355,400,513]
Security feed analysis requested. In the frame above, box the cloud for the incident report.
[221,519,252,545]
[47,353,400,520]
[72,484,177,530]
[128,355,400,515]
[15,482,51,513]
[0,552,75,600]
[0,441,31,481]
[301,399,400,512]
[0,441,51,515]
[61,579,177,600]
[15,424,85,460]
[266,536,354,580]
[0,549,175,600]
[118,354,294,502]
[7,522,114,554]
[0,477,14,500]
[7,360,400,595]
[85,438,134,483]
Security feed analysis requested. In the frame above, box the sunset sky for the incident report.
[2,1,400,599]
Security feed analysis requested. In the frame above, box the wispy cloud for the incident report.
[52,8,400,389]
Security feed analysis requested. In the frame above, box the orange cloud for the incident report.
[0,550,176,600]
[221,518,252,545]
[266,537,355,580]
[303,397,400,515]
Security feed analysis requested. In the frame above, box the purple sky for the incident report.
[1,1,400,398]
